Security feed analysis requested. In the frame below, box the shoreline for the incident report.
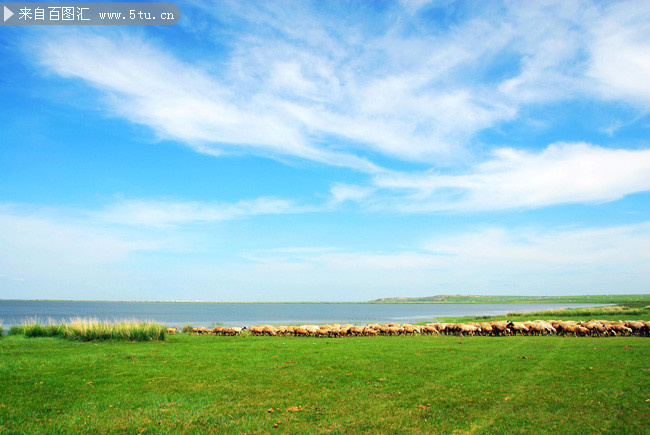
[1,294,648,304]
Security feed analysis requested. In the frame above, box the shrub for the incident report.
[182,324,194,334]
[9,325,25,335]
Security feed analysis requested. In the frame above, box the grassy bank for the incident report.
[371,294,650,306]
[8,319,165,342]
[0,334,648,433]
[434,304,650,323]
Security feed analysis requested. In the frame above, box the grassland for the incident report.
[1,333,648,433]
[370,294,650,306]
[434,304,650,323]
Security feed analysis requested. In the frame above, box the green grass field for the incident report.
[371,294,650,306]
[435,304,650,323]
[1,333,648,433]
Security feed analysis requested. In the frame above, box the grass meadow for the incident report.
[435,304,650,323]
[1,332,648,433]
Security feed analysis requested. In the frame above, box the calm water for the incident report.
[0,300,610,328]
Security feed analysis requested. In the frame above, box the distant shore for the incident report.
[1,294,648,304]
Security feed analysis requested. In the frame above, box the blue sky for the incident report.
[1,0,649,301]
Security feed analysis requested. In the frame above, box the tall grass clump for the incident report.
[9,325,25,335]
[63,318,166,341]
[0,323,3,337]
[182,324,194,334]
[11,318,165,341]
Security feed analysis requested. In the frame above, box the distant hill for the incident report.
[368,294,650,305]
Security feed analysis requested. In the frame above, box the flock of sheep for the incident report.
[168,319,649,337]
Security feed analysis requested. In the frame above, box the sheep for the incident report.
[316,326,331,337]
[458,324,479,336]
[263,325,279,336]
[402,324,418,335]
[166,327,178,334]
[294,327,309,337]
[507,322,529,336]
[581,321,607,337]
[249,325,265,336]
[490,321,509,336]
[555,321,579,336]
[478,323,493,335]
[387,326,402,336]
[193,326,211,335]
[364,328,378,336]
[625,321,645,335]
[607,322,633,336]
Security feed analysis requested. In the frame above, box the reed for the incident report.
[12,318,166,341]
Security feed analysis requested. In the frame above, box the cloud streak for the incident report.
[34,0,650,171]
[336,142,650,211]
[97,197,312,227]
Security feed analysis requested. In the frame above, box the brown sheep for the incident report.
[294,327,309,337]
[458,324,479,336]
[625,321,645,335]
[478,323,493,335]
[249,325,265,336]
[364,328,378,336]
[387,326,402,336]
[490,321,509,336]
[402,324,417,335]
[508,322,529,335]
[166,327,178,334]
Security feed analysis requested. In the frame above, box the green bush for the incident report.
[182,324,194,334]
[9,325,25,335]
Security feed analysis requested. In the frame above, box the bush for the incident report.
[182,324,194,334]
[9,325,25,335]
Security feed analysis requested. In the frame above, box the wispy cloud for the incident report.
[97,197,312,227]
[0,204,160,283]
[34,1,650,172]
[337,142,650,211]
[243,222,650,294]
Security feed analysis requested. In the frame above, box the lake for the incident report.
[0,300,611,328]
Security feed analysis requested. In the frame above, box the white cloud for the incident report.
[33,1,650,171]
[587,1,650,107]
[36,33,377,172]
[361,142,650,211]
[97,197,310,227]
